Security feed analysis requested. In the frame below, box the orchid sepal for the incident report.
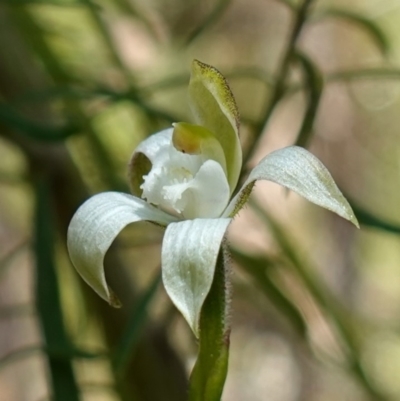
[223,146,359,228]
[189,60,242,194]
[67,192,178,307]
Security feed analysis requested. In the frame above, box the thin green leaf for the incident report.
[188,245,230,401]
[34,178,80,401]
[185,0,232,45]
[112,272,162,377]
[293,50,323,148]
[348,198,400,234]
[230,248,307,336]
[311,8,390,55]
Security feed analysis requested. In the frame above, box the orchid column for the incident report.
[67,60,358,400]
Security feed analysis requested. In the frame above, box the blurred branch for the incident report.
[311,8,390,56]
[282,67,400,99]
[293,50,323,148]
[328,68,400,82]
[185,0,232,45]
[0,103,79,141]
[231,247,308,336]
[244,0,316,165]
[348,198,400,235]
[80,0,138,88]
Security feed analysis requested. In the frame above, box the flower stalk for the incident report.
[188,244,231,401]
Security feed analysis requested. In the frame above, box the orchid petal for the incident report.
[162,218,231,337]
[189,60,242,193]
[67,192,177,306]
[223,146,359,227]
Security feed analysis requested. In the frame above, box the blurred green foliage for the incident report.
[2,0,400,400]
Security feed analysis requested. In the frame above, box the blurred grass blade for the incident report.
[112,271,161,377]
[188,246,230,401]
[231,247,307,336]
[0,104,78,141]
[284,68,400,100]
[185,0,232,45]
[312,8,389,55]
[34,177,80,401]
[293,51,323,148]
[349,198,400,234]
[328,68,400,82]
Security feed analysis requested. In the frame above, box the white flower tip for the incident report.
[348,212,360,229]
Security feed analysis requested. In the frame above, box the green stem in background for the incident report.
[188,244,231,401]
[81,0,138,89]
[244,0,315,165]
[230,247,307,337]
[34,177,81,401]
[292,50,323,148]
[249,199,388,401]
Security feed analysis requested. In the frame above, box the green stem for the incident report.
[34,177,81,401]
[244,0,315,166]
[188,244,231,401]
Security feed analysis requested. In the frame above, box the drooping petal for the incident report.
[189,60,242,194]
[162,218,231,337]
[128,128,173,196]
[223,146,359,227]
[67,192,178,306]
[180,159,230,219]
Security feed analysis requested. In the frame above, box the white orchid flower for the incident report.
[67,60,358,337]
